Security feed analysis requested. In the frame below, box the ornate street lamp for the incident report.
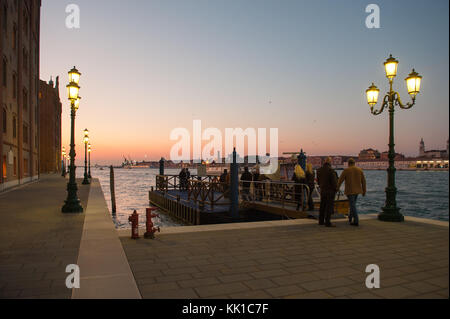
[62,67,83,213]
[366,55,422,222]
[82,129,90,185]
[88,143,92,179]
[61,147,66,177]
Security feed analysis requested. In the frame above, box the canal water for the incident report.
[86,168,449,228]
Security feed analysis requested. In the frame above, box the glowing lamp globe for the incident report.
[83,129,89,144]
[384,54,399,80]
[74,97,81,110]
[366,83,380,106]
[67,82,80,100]
[405,69,422,98]
[68,66,81,85]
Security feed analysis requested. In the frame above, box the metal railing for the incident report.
[240,180,311,212]
[155,174,312,212]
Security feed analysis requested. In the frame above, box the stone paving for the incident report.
[120,217,449,299]
[0,174,89,299]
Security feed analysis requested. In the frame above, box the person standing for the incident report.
[179,168,187,191]
[252,165,263,201]
[317,157,337,227]
[292,164,306,211]
[240,167,253,201]
[219,169,229,194]
[305,163,315,211]
[337,158,366,226]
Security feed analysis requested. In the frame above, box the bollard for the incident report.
[110,166,117,216]
[128,210,139,239]
[144,207,160,239]
[159,158,165,176]
[230,148,239,218]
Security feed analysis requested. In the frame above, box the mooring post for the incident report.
[110,165,117,216]
[159,157,165,176]
[230,148,239,219]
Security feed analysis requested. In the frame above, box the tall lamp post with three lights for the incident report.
[366,55,422,222]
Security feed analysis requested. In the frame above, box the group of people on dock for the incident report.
[177,156,367,228]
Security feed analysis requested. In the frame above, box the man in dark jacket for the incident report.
[179,168,187,191]
[317,157,337,227]
[240,167,253,201]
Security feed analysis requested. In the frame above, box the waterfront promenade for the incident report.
[0,174,448,299]
[0,175,88,298]
[119,217,448,299]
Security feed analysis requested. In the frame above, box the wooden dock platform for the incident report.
[149,188,348,225]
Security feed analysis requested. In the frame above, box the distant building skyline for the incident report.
[37,0,448,165]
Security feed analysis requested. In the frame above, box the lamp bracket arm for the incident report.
[371,94,389,115]
[393,91,415,109]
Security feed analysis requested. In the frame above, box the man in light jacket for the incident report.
[337,158,366,226]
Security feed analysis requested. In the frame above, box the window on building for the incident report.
[2,58,6,87]
[24,158,29,175]
[2,108,6,134]
[23,89,28,111]
[13,157,17,176]
[2,155,6,179]
[12,73,17,98]
[12,116,16,138]
[23,124,28,144]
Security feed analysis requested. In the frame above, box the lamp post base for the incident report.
[82,173,91,185]
[62,199,83,213]
[378,207,404,222]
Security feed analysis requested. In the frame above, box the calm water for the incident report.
[83,168,449,228]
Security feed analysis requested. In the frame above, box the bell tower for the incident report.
[419,138,425,157]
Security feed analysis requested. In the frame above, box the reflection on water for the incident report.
[83,168,448,228]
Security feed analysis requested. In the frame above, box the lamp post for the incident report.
[366,55,422,222]
[88,143,92,179]
[62,67,83,213]
[82,129,90,185]
[61,147,66,177]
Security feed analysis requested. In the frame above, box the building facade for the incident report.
[358,148,381,161]
[419,138,448,158]
[39,77,61,174]
[1,0,41,191]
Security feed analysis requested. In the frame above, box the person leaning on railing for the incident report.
[252,165,263,201]
[220,169,230,198]
[240,167,253,201]
[292,164,306,211]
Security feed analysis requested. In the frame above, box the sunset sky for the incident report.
[40,0,449,165]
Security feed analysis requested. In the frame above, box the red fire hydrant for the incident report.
[144,207,160,239]
[128,210,140,239]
